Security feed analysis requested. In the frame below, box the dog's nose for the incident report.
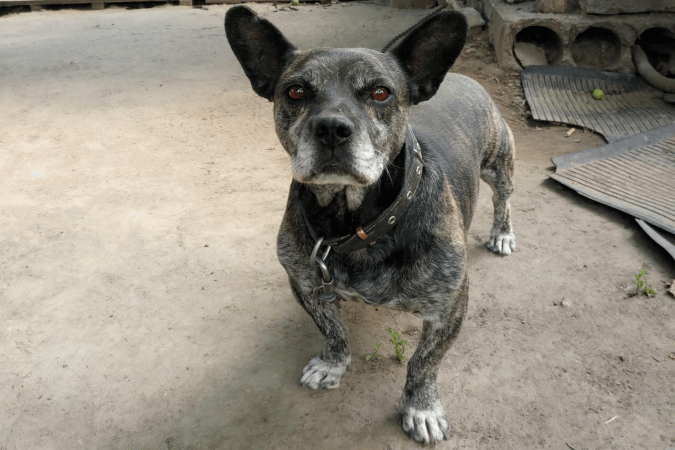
[311,115,354,148]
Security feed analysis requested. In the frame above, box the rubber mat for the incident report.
[550,122,675,235]
[522,65,675,143]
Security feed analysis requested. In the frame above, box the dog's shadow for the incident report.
[133,295,414,449]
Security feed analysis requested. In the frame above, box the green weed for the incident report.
[365,342,381,361]
[387,328,407,364]
[633,269,656,297]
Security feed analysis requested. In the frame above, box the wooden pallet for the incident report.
[204,0,311,3]
[0,0,193,11]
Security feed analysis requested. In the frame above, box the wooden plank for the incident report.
[1,0,165,5]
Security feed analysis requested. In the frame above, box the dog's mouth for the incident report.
[297,164,370,186]
[290,137,385,187]
[322,164,348,176]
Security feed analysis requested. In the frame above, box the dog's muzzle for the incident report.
[310,114,355,150]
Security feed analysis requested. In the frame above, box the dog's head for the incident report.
[225,6,467,188]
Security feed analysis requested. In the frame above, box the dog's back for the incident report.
[411,73,513,231]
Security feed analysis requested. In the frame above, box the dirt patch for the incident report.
[1,3,674,450]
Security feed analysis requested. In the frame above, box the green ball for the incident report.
[291,0,299,5]
[592,89,604,100]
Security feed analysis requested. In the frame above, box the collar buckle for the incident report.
[310,237,336,302]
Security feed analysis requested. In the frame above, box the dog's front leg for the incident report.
[290,281,351,390]
[401,275,469,444]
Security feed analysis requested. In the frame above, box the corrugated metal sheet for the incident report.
[521,65,675,143]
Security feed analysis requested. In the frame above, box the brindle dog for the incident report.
[225,6,516,444]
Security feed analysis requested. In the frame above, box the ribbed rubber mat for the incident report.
[551,122,675,235]
[522,66,675,143]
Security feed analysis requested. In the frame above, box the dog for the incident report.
[225,6,516,444]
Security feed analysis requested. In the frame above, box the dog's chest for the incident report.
[297,254,407,308]
[323,264,393,306]
[332,280,443,319]
[333,284,407,311]
[334,287,367,304]
[326,260,444,315]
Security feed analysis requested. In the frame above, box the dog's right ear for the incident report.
[386,10,467,105]
[225,6,297,101]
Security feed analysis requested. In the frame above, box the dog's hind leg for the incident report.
[401,275,469,444]
[290,281,351,390]
[481,121,516,256]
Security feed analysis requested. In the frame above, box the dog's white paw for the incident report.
[488,231,516,256]
[300,355,351,390]
[402,404,450,444]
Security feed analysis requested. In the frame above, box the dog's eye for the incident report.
[288,85,305,100]
[371,87,389,102]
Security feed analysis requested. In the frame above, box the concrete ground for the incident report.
[1,2,674,449]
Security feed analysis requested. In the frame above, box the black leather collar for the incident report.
[302,125,424,253]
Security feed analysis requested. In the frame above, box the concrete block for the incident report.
[390,0,436,9]
[483,0,675,72]
[535,0,566,14]
[579,0,675,15]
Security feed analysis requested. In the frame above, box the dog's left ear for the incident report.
[225,6,297,101]
[386,11,468,105]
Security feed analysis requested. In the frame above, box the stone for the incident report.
[433,3,486,33]
[514,42,548,67]
[463,7,486,28]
